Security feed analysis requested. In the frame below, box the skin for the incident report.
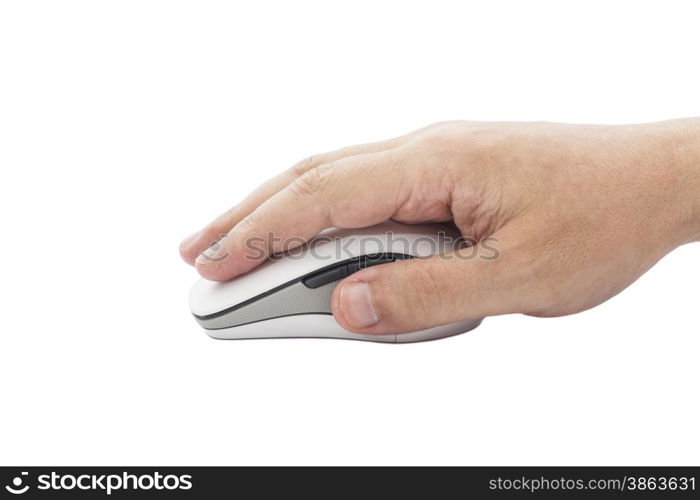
[180,119,700,335]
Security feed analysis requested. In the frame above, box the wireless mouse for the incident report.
[189,221,483,343]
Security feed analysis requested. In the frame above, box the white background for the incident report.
[1,1,698,465]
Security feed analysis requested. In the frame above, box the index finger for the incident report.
[195,149,409,281]
[179,135,410,264]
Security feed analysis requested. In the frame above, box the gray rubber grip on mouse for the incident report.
[194,280,338,330]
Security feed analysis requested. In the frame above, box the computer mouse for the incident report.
[189,221,483,343]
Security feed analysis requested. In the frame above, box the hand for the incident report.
[180,119,700,334]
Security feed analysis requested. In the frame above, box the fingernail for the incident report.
[181,230,201,249]
[196,238,230,265]
[339,281,379,329]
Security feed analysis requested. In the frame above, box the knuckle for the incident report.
[413,120,459,138]
[237,210,264,234]
[289,154,320,178]
[290,163,333,199]
[415,127,464,155]
[428,120,461,131]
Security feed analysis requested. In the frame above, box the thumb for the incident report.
[331,240,529,334]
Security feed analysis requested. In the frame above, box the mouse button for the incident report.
[363,254,394,267]
[345,259,361,275]
[345,255,396,275]
[303,264,350,288]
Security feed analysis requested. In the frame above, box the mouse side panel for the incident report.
[194,280,337,330]
[192,253,409,330]
[189,240,484,342]
[189,221,461,317]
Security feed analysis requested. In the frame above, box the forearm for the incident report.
[683,120,700,243]
[638,118,700,245]
[669,118,700,244]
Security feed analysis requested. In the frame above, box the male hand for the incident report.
[180,120,700,334]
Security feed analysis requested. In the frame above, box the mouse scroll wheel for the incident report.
[302,255,397,289]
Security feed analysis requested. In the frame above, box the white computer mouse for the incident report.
[189,221,483,343]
